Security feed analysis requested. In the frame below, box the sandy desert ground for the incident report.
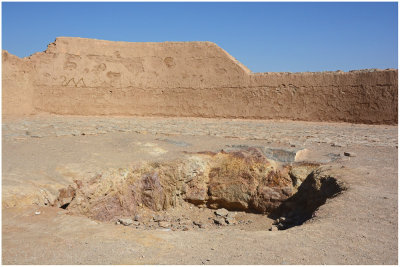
[2,115,397,264]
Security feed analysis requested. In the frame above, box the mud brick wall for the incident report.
[2,37,398,124]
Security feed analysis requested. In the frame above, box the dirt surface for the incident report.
[2,115,398,264]
[2,37,398,124]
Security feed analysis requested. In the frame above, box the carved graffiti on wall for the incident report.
[63,54,81,70]
[61,76,87,87]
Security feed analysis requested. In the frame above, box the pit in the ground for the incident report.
[55,148,346,231]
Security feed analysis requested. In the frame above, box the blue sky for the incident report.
[2,2,398,72]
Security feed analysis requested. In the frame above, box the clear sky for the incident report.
[2,2,398,73]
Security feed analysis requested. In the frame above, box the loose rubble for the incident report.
[344,151,356,157]
[117,218,133,226]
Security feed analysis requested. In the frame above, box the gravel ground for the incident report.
[2,115,398,264]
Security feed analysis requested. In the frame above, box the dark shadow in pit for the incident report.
[60,203,70,209]
[269,169,345,230]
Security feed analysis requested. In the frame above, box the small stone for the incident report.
[213,217,227,226]
[118,218,133,226]
[35,211,41,215]
[225,217,236,225]
[344,151,356,157]
[269,225,278,231]
[193,221,203,228]
[331,143,342,147]
[158,221,171,228]
[226,212,236,219]
[153,214,164,222]
[134,215,141,221]
[215,208,229,217]
[179,218,192,226]
[182,226,189,231]
[277,223,285,230]
[132,221,140,226]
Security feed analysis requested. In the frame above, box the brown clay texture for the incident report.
[2,37,398,124]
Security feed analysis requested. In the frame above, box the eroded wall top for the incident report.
[28,37,252,90]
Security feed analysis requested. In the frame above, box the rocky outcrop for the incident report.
[2,37,398,124]
[58,148,325,221]
[205,148,293,212]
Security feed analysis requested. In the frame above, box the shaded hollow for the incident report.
[270,168,346,230]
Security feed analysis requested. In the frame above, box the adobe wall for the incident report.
[2,37,398,124]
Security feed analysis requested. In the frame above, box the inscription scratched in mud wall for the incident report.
[61,76,87,87]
